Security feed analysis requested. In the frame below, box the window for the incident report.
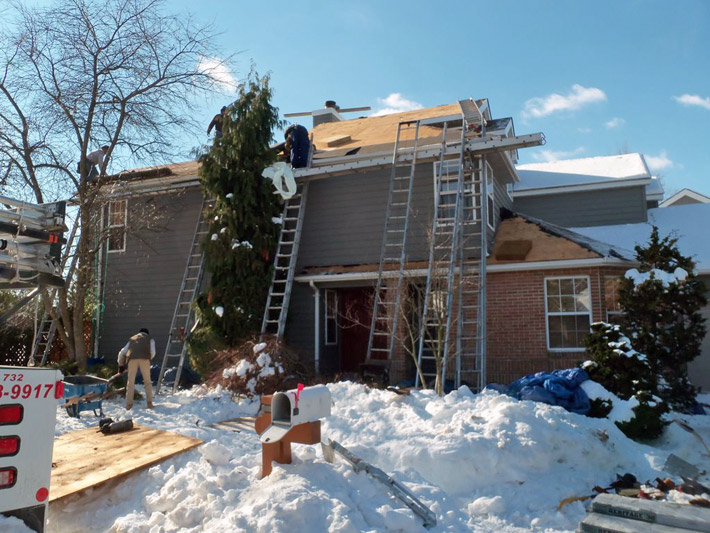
[485,162,495,230]
[544,277,592,351]
[325,289,338,345]
[605,276,623,323]
[433,159,477,225]
[107,200,127,252]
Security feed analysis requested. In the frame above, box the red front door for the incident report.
[339,287,372,372]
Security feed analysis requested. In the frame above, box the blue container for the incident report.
[63,375,109,418]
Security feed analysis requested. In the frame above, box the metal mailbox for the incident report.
[260,385,331,443]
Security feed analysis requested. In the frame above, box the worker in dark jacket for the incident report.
[118,328,156,410]
[284,124,310,168]
[207,106,227,138]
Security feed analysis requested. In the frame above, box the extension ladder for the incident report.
[261,182,309,340]
[366,120,422,362]
[156,196,213,393]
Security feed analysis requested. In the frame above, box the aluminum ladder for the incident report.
[366,120,422,362]
[156,197,213,393]
[28,215,80,366]
[414,122,466,388]
[260,182,309,340]
[454,155,487,391]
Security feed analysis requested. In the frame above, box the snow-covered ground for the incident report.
[3,383,710,532]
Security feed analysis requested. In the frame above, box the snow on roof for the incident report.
[571,203,710,273]
[514,153,663,200]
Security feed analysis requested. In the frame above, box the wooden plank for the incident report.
[210,416,256,433]
[50,424,202,504]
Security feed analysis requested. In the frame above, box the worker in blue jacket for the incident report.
[284,124,310,168]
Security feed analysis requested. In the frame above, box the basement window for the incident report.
[107,200,127,252]
[544,276,592,351]
[324,289,338,345]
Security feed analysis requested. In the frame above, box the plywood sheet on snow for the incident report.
[50,424,202,504]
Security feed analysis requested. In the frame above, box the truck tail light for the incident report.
[0,467,17,489]
[0,436,20,456]
[0,404,23,425]
[54,380,64,399]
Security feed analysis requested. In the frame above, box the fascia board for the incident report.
[511,177,652,197]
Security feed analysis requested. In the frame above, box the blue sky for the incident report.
[177,0,710,198]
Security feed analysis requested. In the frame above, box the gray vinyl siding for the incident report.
[688,274,710,391]
[297,160,506,270]
[512,185,648,228]
[99,187,204,363]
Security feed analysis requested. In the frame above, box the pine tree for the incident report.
[618,226,707,411]
[195,73,283,346]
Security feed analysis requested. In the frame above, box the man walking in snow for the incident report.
[118,328,155,410]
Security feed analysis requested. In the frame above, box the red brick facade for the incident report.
[486,266,627,384]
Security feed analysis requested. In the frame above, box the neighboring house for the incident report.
[660,188,710,208]
[513,154,663,226]
[91,100,709,393]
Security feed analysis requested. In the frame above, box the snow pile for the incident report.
[24,382,708,532]
[625,267,688,287]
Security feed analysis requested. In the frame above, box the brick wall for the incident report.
[485,266,627,384]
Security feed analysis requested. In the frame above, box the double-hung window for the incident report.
[544,276,592,351]
[604,276,623,323]
[107,200,127,253]
[433,160,474,224]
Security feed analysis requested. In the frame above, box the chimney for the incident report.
[312,100,343,127]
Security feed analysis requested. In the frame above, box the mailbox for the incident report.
[260,385,331,443]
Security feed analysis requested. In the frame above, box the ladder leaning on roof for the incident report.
[261,182,309,340]
[415,99,488,392]
[28,214,81,366]
[156,196,213,393]
[365,119,422,363]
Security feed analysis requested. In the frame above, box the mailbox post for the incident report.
[255,384,331,477]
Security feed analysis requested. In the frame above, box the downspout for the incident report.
[309,280,320,374]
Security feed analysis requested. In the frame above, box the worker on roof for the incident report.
[207,106,228,138]
[118,328,155,410]
[284,124,310,168]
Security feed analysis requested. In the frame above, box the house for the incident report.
[89,99,710,392]
[660,188,710,208]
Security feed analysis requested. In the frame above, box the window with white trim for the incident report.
[324,289,338,345]
[544,276,592,351]
[107,200,127,252]
[433,159,480,225]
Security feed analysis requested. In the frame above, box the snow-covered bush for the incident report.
[206,337,311,397]
[618,226,707,411]
[583,322,668,440]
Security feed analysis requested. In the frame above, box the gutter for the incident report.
[294,257,636,284]
[309,280,320,374]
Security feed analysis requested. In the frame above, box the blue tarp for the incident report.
[487,368,591,414]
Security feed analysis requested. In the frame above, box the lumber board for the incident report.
[49,424,202,504]
[209,416,256,433]
[579,512,691,533]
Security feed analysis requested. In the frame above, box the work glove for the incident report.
[118,365,126,374]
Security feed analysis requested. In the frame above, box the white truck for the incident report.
[0,365,64,532]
